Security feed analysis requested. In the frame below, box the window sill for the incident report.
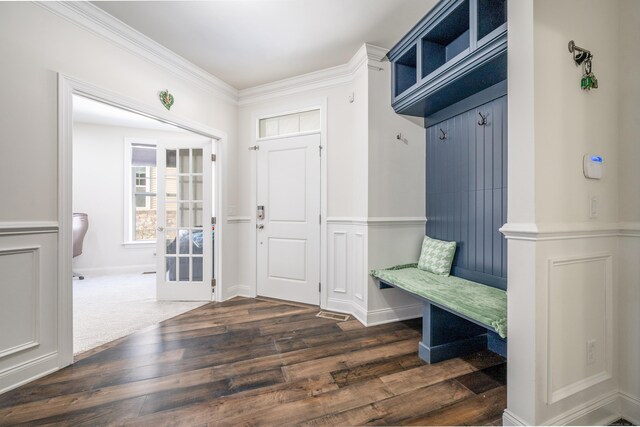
[122,241,156,249]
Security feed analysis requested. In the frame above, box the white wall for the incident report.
[72,123,209,276]
[0,2,237,393]
[235,48,373,299]
[534,1,620,424]
[617,0,640,420]
[505,0,640,424]
[235,45,426,323]
[534,0,619,226]
[366,57,426,317]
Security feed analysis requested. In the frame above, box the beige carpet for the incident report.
[73,273,208,355]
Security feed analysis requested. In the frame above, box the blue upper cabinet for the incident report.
[389,0,507,117]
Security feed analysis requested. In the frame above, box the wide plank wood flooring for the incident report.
[0,297,506,426]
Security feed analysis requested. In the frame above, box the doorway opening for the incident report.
[70,94,219,356]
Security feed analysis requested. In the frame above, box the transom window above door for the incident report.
[258,109,320,139]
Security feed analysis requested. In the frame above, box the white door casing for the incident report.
[156,141,213,301]
[257,133,321,305]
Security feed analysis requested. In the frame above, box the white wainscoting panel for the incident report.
[0,226,60,395]
[546,254,613,404]
[0,247,40,359]
[326,218,425,325]
[353,232,365,301]
[326,220,367,318]
[330,231,348,294]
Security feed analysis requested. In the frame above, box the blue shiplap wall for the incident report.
[426,95,507,290]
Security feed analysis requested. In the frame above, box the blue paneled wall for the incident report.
[426,95,507,290]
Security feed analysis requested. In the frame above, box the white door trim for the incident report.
[58,73,227,366]
[248,98,328,307]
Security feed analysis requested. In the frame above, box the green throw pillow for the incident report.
[417,236,456,276]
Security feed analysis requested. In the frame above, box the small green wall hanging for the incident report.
[159,89,174,110]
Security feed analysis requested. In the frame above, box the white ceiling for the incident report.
[92,0,437,90]
[73,95,189,132]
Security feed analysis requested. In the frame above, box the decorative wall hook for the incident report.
[568,40,598,91]
[396,133,408,143]
[477,112,488,126]
[439,128,447,140]
[568,40,592,65]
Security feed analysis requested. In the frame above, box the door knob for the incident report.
[157,226,164,232]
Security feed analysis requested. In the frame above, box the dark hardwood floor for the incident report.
[0,297,506,426]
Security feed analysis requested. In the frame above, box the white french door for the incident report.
[156,141,213,301]
[256,133,321,305]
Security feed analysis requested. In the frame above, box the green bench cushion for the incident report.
[370,264,507,338]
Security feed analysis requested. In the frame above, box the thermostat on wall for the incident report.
[583,154,604,179]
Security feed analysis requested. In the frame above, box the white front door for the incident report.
[156,141,213,301]
[257,133,321,305]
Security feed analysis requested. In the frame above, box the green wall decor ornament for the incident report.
[580,60,598,91]
[159,89,174,110]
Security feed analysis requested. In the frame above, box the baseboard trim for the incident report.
[223,284,253,301]
[365,303,423,326]
[326,298,365,324]
[0,352,59,395]
[620,392,640,425]
[504,391,629,426]
[74,264,156,276]
[326,300,422,327]
[550,391,620,426]
[502,409,529,426]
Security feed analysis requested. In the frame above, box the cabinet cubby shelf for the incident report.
[388,0,507,118]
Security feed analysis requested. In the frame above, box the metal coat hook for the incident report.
[477,112,488,126]
[439,128,447,140]
[568,40,592,66]
[568,40,598,90]
[396,133,408,143]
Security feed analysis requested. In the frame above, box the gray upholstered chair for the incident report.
[72,213,89,280]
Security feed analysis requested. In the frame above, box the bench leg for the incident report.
[418,302,488,364]
[487,330,507,357]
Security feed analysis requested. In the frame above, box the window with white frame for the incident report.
[126,140,158,242]
[258,109,321,139]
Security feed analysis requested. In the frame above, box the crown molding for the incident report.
[35,1,239,104]
[238,43,389,106]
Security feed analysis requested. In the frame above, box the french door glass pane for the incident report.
[192,231,203,255]
[192,176,203,200]
[178,229,189,254]
[179,257,190,281]
[179,149,190,173]
[166,257,176,281]
[192,149,203,173]
[179,176,189,201]
[165,229,177,254]
[166,150,177,169]
[192,257,203,281]
[192,203,203,228]
[179,203,190,227]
